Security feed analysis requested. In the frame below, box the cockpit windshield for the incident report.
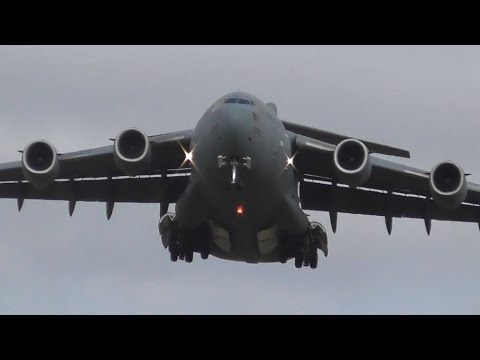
[237,98,250,105]
[224,98,255,106]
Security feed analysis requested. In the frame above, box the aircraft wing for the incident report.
[0,129,193,213]
[290,131,480,231]
[300,181,480,228]
[282,120,411,158]
[0,130,192,181]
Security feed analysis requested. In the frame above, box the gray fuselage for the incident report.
[175,92,309,263]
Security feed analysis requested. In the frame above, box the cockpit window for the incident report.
[237,98,250,105]
[225,98,254,106]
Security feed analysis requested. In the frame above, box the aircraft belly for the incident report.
[208,222,281,263]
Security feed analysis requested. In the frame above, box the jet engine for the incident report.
[429,161,467,210]
[333,139,372,187]
[114,128,152,176]
[21,140,59,189]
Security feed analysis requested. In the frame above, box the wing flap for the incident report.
[300,180,480,223]
[0,176,189,204]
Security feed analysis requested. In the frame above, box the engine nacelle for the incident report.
[114,128,152,176]
[429,161,467,210]
[333,139,372,188]
[21,140,59,189]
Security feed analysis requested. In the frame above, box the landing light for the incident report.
[284,152,298,171]
[178,141,196,169]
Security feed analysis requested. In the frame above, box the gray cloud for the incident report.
[1,45,480,314]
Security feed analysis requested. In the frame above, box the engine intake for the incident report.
[22,140,59,189]
[333,139,372,187]
[114,128,152,176]
[429,161,467,210]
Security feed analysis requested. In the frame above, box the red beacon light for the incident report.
[236,204,245,216]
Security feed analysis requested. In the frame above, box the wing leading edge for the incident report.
[0,129,193,182]
[288,129,480,230]
[0,129,193,211]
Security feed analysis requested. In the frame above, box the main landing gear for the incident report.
[294,241,318,269]
[168,233,194,263]
[293,222,328,270]
[159,213,211,264]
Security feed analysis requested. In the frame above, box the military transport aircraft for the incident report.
[0,91,478,269]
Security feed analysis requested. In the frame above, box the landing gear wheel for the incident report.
[185,250,194,263]
[170,249,178,262]
[309,250,318,269]
[201,252,209,260]
[295,255,303,269]
[278,241,288,264]
[279,246,288,264]
[168,223,181,263]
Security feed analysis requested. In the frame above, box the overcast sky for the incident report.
[1,45,480,314]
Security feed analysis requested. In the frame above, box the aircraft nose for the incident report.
[218,105,254,155]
